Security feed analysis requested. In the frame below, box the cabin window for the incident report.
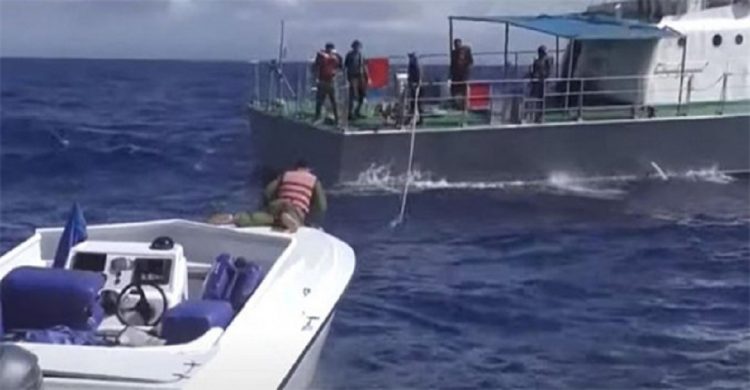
[736,34,744,45]
[712,34,722,47]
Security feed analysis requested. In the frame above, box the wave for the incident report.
[334,164,742,198]
[682,166,735,184]
[334,164,632,200]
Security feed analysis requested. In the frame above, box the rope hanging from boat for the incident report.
[391,84,421,227]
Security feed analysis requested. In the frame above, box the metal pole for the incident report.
[677,36,687,115]
[719,73,728,115]
[685,75,693,115]
[277,20,286,100]
[555,36,560,78]
[577,77,584,121]
[253,61,260,105]
[449,17,454,54]
[565,39,575,113]
[504,23,509,77]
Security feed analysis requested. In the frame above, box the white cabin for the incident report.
[574,0,749,105]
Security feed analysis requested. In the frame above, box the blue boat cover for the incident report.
[201,253,237,300]
[52,203,88,268]
[1,266,105,331]
[450,13,682,40]
[13,325,107,346]
[161,300,234,345]
[228,258,263,311]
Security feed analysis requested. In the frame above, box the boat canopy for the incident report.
[449,13,682,40]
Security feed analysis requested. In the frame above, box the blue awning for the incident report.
[450,13,682,40]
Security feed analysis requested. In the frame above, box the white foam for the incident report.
[681,166,735,184]
[333,164,739,197]
[544,172,629,200]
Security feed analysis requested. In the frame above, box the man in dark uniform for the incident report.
[529,45,553,123]
[407,52,424,125]
[344,40,369,120]
[450,38,473,110]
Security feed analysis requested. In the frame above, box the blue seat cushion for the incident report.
[9,326,107,346]
[1,266,105,331]
[161,300,234,345]
[228,259,263,311]
[201,254,237,301]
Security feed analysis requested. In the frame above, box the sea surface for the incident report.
[1,58,749,389]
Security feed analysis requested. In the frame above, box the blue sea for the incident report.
[1,58,749,389]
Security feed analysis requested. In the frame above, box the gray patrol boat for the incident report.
[248,0,750,185]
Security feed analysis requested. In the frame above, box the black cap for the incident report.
[325,42,335,50]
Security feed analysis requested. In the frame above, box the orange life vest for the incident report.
[278,169,317,216]
[317,51,339,82]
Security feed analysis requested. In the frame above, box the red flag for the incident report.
[468,82,490,110]
[366,57,390,89]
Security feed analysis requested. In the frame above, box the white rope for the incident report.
[391,84,421,227]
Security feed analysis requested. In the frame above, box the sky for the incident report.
[0,0,595,61]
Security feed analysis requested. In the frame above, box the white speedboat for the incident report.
[0,212,355,389]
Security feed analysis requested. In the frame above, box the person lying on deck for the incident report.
[208,160,327,232]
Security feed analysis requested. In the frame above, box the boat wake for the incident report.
[332,164,740,198]
[682,166,735,184]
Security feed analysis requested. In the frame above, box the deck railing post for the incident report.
[685,74,694,115]
[719,72,728,115]
[564,39,575,114]
[504,23,510,78]
[541,81,546,123]
[677,36,688,116]
[296,64,302,116]
[253,61,260,106]
[577,78,584,121]
[463,82,469,127]
[341,78,349,130]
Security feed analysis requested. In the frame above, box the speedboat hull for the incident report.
[0,219,355,389]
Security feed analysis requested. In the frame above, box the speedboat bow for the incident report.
[0,217,355,389]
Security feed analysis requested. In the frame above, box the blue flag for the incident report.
[52,203,87,268]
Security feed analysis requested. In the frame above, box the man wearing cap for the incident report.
[529,45,553,122]
[450,38,474,109]
[344,40,370,121]
[407,52,424,125]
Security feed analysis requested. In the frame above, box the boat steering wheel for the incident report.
[115,282,168,327]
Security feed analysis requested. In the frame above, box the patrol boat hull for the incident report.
[248,107,750,185]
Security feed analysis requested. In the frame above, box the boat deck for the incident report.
[260,99,750,132]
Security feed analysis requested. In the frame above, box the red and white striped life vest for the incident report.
[278,169,317,216]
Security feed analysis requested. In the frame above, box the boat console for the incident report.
[0,236,264,348]
[66,238,188,330]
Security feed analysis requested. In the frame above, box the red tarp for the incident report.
[468,82,490,110]
[366,58,390,89]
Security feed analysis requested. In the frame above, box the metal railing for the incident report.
[251,60,749,131]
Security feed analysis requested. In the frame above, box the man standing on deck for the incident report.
[407,52,424,125]
[529,45,553,123]
[207,160,327,233]
[450,38,474,110]
[344,40,370,121]
[313,42,342,125]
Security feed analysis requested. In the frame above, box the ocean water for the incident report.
[2,58,749,389]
